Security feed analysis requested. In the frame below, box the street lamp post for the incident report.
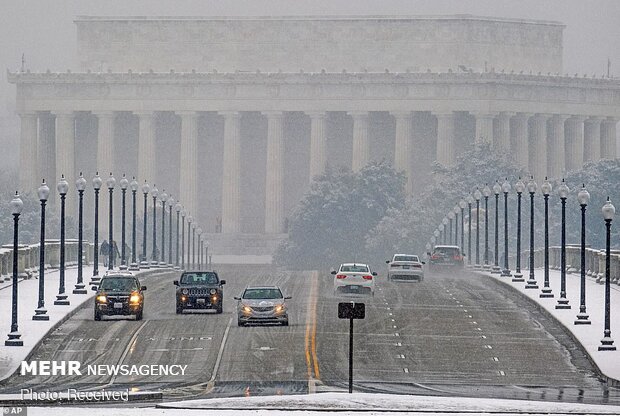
[482,184,491,269]
[73,173,87,294]
[175,203,182,269]
[438,223,445,245]
[467,193,474,266]
[459,199,466,254]
[151,185,159,267]
[129,178,139,271]
[141,181,150,269]
[91,173,103,284]
[205,240,210,269]
[187,215,193,269]
[513,178,525,282]
[598,197,616,351]
[448,211,455,245]
[168,197,175,267]
[492,181,502,273]
[556,179,571,309]
[181,211,187,270]
[197,228,203,268]
[525,177,539,289]
[159,190,168,267]
[55,175,70,305]
[119,175,129,270]
[192,223,196,269]
[442,217,448,244]
[6,192,24,346]
[540,178,554,298]
[501,179,512,277]
[575,185,591,324]
[453,206,460,247]
[34,181,50,320]
[433,230,440,250]
[474,188,482,268]
[106,173,116,270]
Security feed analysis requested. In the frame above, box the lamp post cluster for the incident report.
[4,172,211,347]
[427,177,617,352]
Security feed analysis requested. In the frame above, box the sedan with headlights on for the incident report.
[235,286,291,326]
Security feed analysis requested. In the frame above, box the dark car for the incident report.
[428,245,465,270]
[93,272,146,321]
[174,271,226,314]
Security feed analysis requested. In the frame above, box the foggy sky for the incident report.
[0,0,619,167]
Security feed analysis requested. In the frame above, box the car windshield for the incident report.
[340,265,369,273]
[180,272,219,285]
[394,255,419,262]
[433,247,460,256]
[242,288,283,299]
[99,277,138,292]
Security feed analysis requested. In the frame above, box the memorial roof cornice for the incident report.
[73,14,564,27]
[8,70,619,89]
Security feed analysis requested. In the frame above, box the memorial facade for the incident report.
[9,16,620,253]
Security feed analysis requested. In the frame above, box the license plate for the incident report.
[114,302,123,309]
[197,298,206,304]
[349,285,359,290]
[403,265,410,269]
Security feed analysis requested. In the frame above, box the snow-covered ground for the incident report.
[17,392,620,415]
[479,266,620,382]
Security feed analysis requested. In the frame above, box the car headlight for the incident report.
[209,288,217,295]
[274,304,285,313]
[181,288,189,295]
[242,305,252,313]
[129,293,141,304]
[96,294,107,303]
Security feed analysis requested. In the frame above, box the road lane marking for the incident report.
[403,368,409,373]
[493,357,499,362]
[499,370,506,376]
[107,320,149,386]
[205,316,233,392]
[305,271,320,390]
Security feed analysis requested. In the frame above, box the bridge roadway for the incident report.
[1,265,619,406]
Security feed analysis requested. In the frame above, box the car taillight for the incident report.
[414,264,422,268]
[362,275,373,280]
[431,255,440,260]
[453,255,462,260]
[336,274,347,279]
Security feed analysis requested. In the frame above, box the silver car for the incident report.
[234,286,291,327]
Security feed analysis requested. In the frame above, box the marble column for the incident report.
[220,111,241,233]
[600,118,617,159]
[583,117,602,163]
[547,114,569,179]
[393,111,413,193]
[350,112,369,171]
[38,113,56,190]
[179,112,198,217]
[494,112,512,152]
[94,111,115,176]
[565,116,585,171]
[137,112,156,185]
[264,111,285,234]
[529,114,549,180]
[54,111,76,217]
[473,112,495,145]
[435,112,455,166]
[511,113,531,170]
[18,112,38,192]
[308,111,327,181]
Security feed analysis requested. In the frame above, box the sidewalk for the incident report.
[478,266,620,383]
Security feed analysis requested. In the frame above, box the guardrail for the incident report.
[0,240,94,282]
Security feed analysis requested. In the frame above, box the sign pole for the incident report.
[349,317,354,393]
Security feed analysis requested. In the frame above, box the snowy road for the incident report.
[1,266,619,407]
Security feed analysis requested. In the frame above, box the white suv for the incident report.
[332,263,376,296]
[386,254,425,282]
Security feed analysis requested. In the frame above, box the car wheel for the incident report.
[94,310,101,321]
[282,319,289,327]
[175,303,183,314]
[135,309,143,321]
[216,302,223,314]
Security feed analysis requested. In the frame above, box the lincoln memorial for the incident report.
[8,15,620,254]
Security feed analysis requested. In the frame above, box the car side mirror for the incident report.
[372,272,377,276]
[233,296,241,300]
[385,260,390,264]
[421,261,426,265]
[284,296,292,300]
[220,280,226,285]
[91,286,98,291]
[173,280,179,286]
[141,286,147,291]
[330,270,337,275]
